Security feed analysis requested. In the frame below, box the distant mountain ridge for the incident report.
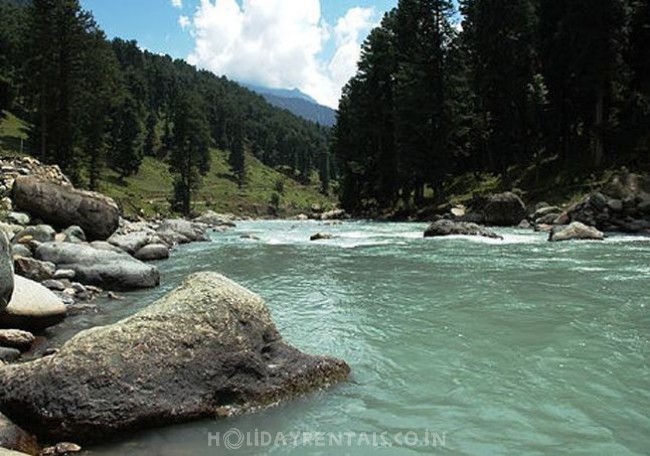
[243,83,336,127]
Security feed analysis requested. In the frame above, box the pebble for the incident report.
[0,347,21,363]
[53,269,76,280]
[0,329,36,351]
[42,280,66,291]
[40,442,82,455]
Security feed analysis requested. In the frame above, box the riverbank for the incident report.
[0,157,349,455]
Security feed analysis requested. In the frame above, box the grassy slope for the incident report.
[0,111,30,156]
[100,150,334,219]
[442,159,621,210]
[0,112,335,219]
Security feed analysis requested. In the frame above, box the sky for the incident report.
[80,0,399,108]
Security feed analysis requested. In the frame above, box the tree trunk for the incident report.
[593,86,605,168]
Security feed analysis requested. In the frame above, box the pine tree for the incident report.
[143,112,161,157]
[228,119,246,189]
[79,28,120,190]
[169,91,211,215]
[110,94,144,179]
[29,0,92,183]
[462,0,540,179]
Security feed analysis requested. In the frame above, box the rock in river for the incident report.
[0,272,350,443]
[310,233,333,241]
[0,330,35,351]
[133,244,170,262]
[156,219,209,245]
[0,276,66,330]
[481,192,527,226]
[424,219,503,239]
[35,243,159,291]
[11,176,119,241]
[548,222,605,242]
[108,231,159,255]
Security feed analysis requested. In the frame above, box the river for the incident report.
[50,221,649,455]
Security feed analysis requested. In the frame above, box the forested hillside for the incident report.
[0,0,334,215]
[333,0,650,216]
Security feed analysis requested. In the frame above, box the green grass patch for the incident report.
[0,111,31,156]
[99,149,335,219]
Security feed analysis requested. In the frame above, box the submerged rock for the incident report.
[310,233,333,241]
[0,272,350,443]
[424,219,503,239]
[0,276,66,330]
[549,222,605,242]
[12,176,119,241]
[35,243,159,291]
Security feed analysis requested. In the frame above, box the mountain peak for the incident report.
[242,83,336,127]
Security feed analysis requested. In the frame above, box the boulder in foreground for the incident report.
[548,222,605,242]
[0,276,66,330]
[12,176,119,241]
[35,243,159,291]
[424,219,503,240]
[0,272,350,442]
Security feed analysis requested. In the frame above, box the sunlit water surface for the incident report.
[47,221,649,455]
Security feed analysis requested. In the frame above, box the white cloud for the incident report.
[186,0,377,108]
[178,15,191,30]
[171,0,183,9]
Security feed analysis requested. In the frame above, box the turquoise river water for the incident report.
[51,221,649,455]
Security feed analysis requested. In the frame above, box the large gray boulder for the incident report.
[0,276,66,330]
[12,176,120,241]
[134,244,169,262]
[194,211,237,227]
[156,219,209,245]
[549,222,605,242]
[0,272,350,443]
[481,192,527,226]
[108,231,160,255]
[0,231,13,311]
[424,219,503,240]
[35,243,159,291]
